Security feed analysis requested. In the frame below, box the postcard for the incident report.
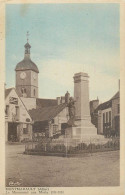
[0,1,125,195]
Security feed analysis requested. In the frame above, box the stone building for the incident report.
[5,88,32,142]
[29,103,69,140]
[5,39,70,141]
[92,91,120,135]
[110,91,120,133]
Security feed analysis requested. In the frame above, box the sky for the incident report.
[6,3,120,103]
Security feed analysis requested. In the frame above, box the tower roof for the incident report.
[24,42,31,48]
[15,58,39,73]
[15,38,39,73]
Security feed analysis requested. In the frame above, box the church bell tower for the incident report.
[15,32,39,98]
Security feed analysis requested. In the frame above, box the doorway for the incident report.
[8,122,18,142]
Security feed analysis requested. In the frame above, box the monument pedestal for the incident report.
[65,125,110,145]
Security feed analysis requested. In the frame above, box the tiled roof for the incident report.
[5,88,13,98]
[29,103,67,122]
[36,98,57,108]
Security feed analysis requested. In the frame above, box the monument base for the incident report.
[64,125,110,145]
[66,118,97,138]
[65,126,97,138]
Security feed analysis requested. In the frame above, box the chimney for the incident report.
[89,99,99,114]
[57,97,61,105]
[61,96,65,104]
[65,91,70,104]
[119,79,120,91]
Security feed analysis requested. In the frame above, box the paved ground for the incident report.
[6,144,120,187]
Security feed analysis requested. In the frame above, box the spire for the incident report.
[27,31,29,43]
[24,31,31,58]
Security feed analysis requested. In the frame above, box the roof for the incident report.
[15,58,39,73]
[5,87,32,121]
[96,100,112,111]
[95,91,119,112]
[24,42,31,48]
[29,103,67,122]
[5,88,13,98]
[36,98,57,108]
[110,91,120,100]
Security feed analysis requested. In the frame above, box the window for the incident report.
[34,89,35,96]
[103,113,105,123]
[21,88,23,94]
[117,104,120,114]
[5,105,9,116]
[106,112,108,123]
[15,106,19,119]
[109,111,111,122]
[23,124,28,134]
[23,128,28,134]
[53,125,58,135]
[51,119,54,124]
[21,88,26,94]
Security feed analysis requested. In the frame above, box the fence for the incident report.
[24,137,120,157]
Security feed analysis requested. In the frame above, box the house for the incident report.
[5,88,32,142]
[29,103,69,139]
[92,91,120,135]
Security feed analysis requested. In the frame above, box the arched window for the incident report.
[34,89,35,96]
[24,88,26,93]
[21,88,26,95]
[21,88,23,94]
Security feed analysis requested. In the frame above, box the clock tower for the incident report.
[15,36,39,98]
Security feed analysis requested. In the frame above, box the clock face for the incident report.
[20,72,26,79]
[33,73,36,80]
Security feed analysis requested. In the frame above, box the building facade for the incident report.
[5,88,32,142]
[91,91,120,135]
[29,103,69,140]
[111,92,120,134]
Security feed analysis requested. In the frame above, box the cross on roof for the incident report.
[26,31,30,42]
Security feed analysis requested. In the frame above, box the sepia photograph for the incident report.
[2,2,123,193]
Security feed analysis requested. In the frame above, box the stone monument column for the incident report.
[73,72,97,136]
[65,72,97,139]
[74,72,90,124]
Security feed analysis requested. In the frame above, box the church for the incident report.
[5,38,69,142]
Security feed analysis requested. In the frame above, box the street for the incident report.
[6,144,120,187]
